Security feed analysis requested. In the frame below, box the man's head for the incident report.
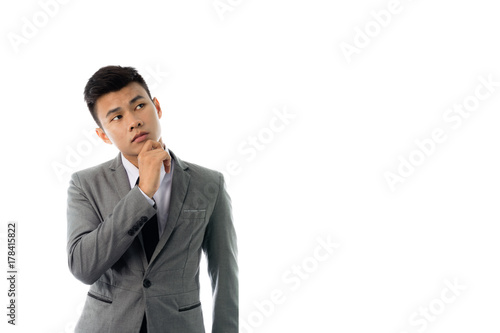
[84,66,164,165]
[84,66,154,128]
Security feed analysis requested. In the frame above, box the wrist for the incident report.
[137,185,155,206]
[138,184,154,199]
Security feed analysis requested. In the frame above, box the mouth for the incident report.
[132,131,149,143]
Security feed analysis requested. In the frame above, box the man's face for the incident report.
[95,82,163,165]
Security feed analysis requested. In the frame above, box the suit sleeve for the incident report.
[67,172,156,285]
[202,173,239,333]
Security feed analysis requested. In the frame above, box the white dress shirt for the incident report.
[121,148,174,237]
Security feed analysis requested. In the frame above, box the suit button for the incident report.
[127,230,135,236]
[143,279,152,288]
[140,216,148,223]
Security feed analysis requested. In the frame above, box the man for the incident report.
[66,66,238,333]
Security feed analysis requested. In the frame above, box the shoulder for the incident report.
[70,155,117,185]
[171,151,223,188]
[184,160,221,180]
[171,151,221,179]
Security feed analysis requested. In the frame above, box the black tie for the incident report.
[136,177,159,263]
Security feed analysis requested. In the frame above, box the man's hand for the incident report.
[137,140,171,198]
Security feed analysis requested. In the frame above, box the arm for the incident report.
[202,173,239,333]
[66,172,156,285]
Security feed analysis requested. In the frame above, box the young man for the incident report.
[66,66,238,333]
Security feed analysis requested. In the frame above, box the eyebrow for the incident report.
[105,95,146,119]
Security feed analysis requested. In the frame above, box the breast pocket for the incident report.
[182,209,206,220]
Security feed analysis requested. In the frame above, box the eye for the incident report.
[135,103,145,110]
[111,115,122,121]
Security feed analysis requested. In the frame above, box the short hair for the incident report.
[84,66,152,127]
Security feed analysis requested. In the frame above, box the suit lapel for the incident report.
[149,150,191,264]
[108,153,133,198]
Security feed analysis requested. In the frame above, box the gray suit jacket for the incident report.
[66,150,238,333]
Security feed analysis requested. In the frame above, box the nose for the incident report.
[129,117,143,131]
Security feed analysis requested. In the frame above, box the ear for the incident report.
[153,97,163,119]
[95,127,113,145]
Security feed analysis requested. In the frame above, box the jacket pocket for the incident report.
[182,209,206,219]
[178,301,201,312]
[87,291,112,304]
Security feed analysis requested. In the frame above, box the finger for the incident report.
[139,140,154,154]
[163,152,171,173]
[150,141,163,150]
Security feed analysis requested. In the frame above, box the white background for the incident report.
[1,0,500,332]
